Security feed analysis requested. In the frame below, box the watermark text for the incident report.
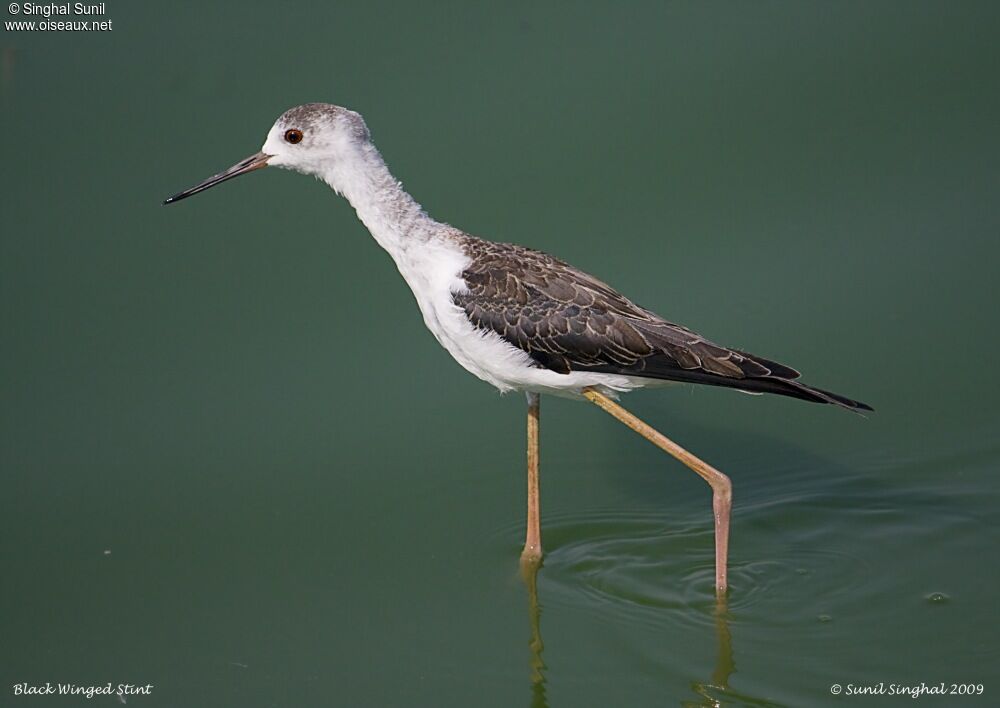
[5,3,112,32]
[12,682,153,699]
[830,682,984,698]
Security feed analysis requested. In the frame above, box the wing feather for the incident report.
[452,237,870,412]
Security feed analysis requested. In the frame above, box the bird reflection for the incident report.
[520,556,547,708]
[518,560,740,708]
[685,595,736,708]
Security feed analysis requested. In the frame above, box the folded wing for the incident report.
[453,239,871,412]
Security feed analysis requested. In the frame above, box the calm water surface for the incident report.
[2,2,999,706]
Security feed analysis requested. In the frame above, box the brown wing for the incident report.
[453,238,871,412]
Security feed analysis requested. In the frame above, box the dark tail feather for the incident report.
[577,359,873,413]
[738,377,873,413]
[627,366,873,413]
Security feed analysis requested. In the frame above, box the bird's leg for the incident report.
[520,392,543,565]
[581,387,732,594]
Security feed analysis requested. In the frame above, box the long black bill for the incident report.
[163,151,271,205]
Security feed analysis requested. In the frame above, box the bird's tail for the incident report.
[737,376,873,414]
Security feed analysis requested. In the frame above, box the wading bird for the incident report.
[164,103,871,594]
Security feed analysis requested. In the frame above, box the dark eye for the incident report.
[284,129,304,144]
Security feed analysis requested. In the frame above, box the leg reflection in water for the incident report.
[687,596,736,707]
[520,555,547,708]
[519,559,744,708]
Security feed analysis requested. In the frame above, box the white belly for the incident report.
[391,237,652,398]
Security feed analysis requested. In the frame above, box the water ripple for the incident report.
[486,495,976,634]
[484,435,998,652]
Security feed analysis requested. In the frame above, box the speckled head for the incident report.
[163,102,372,205]
[262,103,371,173]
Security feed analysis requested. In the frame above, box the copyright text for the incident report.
[830,682,984,698]
[5,3,112,32]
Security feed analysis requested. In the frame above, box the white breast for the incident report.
[325,143,650,397]
[390,237,647,398]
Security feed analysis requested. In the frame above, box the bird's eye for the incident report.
[284,129,304,144]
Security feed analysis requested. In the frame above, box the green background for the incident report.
[2,2,998,706]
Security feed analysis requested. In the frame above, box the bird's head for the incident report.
[164,103,371,204]
[263,103,371,174]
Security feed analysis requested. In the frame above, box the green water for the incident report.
[3,2,999,706]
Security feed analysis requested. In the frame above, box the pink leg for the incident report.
[582,387,732,594]
[520,392,543,565]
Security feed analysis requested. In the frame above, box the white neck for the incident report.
[321,144,439,259]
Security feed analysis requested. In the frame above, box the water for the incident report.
[2,1,999,705]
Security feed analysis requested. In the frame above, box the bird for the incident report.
[164,102,871,594]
